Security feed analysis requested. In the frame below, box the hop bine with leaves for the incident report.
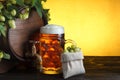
[0,0,50,61]
[0,0,50,37]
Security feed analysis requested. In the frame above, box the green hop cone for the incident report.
[64,43,81,53]
[7,3,12,7]
[0,2,4,10]
[71,45,77,49]
[26,7,30,12]
[64,49,69,53]
[11,9,16,16]
[19,12,29,20]
[8,20,16,29]
[19,14,23,19]
[74,47,81,52]
[69,49,74,53]
[22,12,29,20]
[10,0,16,4]
[0,15,5,22]
[67,46,71,52]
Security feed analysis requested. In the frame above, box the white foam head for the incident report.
[40,24,64,34]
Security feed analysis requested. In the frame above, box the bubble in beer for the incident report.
[48,47,55,51]
[52,40,60,45]
[41,47,45,51]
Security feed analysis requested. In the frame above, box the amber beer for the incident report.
[40,24,64,74]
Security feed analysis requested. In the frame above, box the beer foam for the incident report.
[40,24,64,34]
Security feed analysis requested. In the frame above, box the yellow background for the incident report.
[43,0,120,56]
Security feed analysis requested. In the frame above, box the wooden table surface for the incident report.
[0,56,120,80]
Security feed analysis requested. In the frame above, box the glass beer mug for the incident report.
[39,24,64,74]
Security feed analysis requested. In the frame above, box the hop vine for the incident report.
[0,0,50,37]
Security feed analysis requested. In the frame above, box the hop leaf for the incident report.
[0,25,6,37]
[10,0,17,4]
[3,52,11,60]
[32,0,43,17]
[0,51,4,59]
[16,0,25,6]
[0,51,10,60]
[24,0,32,4]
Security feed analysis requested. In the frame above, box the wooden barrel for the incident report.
[0,10,48,73]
